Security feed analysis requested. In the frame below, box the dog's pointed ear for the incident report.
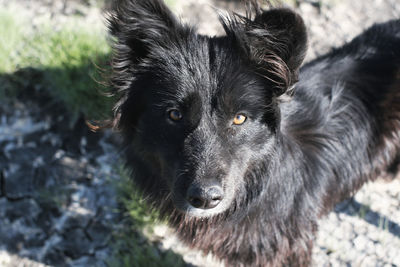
[108,0,181,63]
[222,7,308,96]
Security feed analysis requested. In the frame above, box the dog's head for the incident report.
[108,0,307,218]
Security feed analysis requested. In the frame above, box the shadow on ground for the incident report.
[335,198,400,238]
[0,66,186,266]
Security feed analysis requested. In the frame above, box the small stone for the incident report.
[353,235,369,251]
[71,187,98,212]
[344,247,357,261]
[68,256,97,267]
[0,222,25,252]
[386,246,400,262]
[33,156,45,168]
[24,230,48,248]
[0,250,11,265]
[41,132,62,147]
[353,222,368,235]
[86,220,111,249]
[3,163,35,199]
[3,142,17,157]
[37,234,62,263]
[6,147,37,163]
[0,198,41,221]
[0,151,7,169]
[360,255,378,267]
[393,255,400,267]
[330,258,343,267]
[58,228,92,259]
[53,149,66,160]
[0,172,4,197]
[42,247,64,266]
[54,208,93,232]
[94,248,110,264]
[50,156,88,183]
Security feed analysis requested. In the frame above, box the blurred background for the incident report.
[0,0,399,266]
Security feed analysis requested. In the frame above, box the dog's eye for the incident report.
[233,114,247,125]
[168,109,183,121]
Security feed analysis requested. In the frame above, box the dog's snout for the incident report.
[186,184,224,209]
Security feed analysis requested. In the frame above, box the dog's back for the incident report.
[281,20,400,212]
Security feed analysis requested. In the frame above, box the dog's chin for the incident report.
[172,198,232,218]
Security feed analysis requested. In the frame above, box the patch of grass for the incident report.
[0,8,25,73]
[109,230,186,267]
[115,165,160,229]
[109,165,185,267]
[26,22,112,120]
[0,7,113,120]
[357,204,370,219]
[165,0,176,8]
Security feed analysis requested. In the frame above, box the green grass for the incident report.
[0,8,25,73]
[115,166,160,229]
[109,165,185,267]
[0,7,113,120]
[165,0,176,8]
[357,204,370,219]
[28,23,112,120]
[109,230,186,267]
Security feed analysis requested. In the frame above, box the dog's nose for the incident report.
[186,185,224,209]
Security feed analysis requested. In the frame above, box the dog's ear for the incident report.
[108,0,181,63]
[222,7,308,96]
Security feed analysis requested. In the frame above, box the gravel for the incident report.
[0,0,399,266]
[0,86,122,266]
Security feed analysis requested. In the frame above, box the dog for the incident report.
[105,0,400,265]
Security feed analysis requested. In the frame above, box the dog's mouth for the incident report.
[172,197,231,218]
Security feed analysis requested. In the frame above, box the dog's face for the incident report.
[122,41,277,217]
[109,0,307,218]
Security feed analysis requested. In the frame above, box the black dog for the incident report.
[106,0,400,265]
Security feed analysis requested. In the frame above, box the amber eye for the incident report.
[233,114,247,125]
[168,109,183,121]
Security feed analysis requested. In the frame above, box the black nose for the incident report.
[186,185,224,209]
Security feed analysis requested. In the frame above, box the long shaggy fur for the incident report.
[106,0,400,266]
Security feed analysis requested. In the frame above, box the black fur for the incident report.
[107,0,400,266]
